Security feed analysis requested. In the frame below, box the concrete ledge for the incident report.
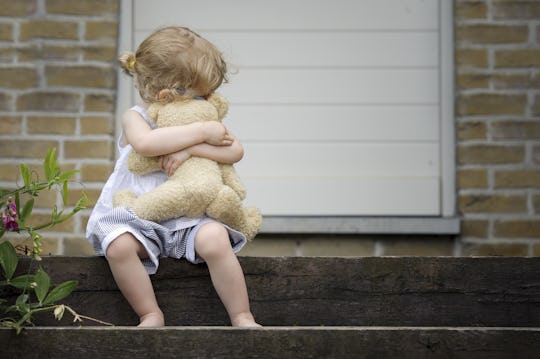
[2,326,539,359]
[260,216,460,234]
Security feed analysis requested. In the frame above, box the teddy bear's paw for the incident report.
[242,207,262,241]
[113,190,138,208]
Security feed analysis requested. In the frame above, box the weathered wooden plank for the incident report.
[2,327,540,359]
[10,256,540,327]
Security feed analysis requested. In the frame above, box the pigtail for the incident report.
[118,52,137,76]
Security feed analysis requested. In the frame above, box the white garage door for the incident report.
[119,0,455,219]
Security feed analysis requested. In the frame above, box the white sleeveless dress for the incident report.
[86,105,246,274]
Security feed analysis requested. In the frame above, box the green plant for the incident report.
[0,148,110,333]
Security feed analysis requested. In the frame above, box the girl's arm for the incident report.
[160,138,244,177]
[122,108,234,157]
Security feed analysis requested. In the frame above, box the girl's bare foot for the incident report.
[138,311,165,327]
[231,312,262,327]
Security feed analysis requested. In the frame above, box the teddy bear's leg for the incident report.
[113,190,138,208]
[206,186,262,240]
[219,164,246,200]
[131,178,218,222]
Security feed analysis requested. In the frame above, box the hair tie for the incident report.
[127,59,136,70]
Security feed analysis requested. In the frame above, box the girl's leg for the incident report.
[194,222,260,327]
[106,232,164,327]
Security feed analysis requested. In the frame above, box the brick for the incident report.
[496,50,540,68]
[493,0,540,20]
[457,94,526,116]
[26,213,74,233]
[495,169,540,188]
[19,45,80,62]
[84,93,115,112]
[17,91,81,112]
[0,47,15,63]
[0,163,19,181]
[80,163,114,182]
[456,24,528,44]
[0,92,13,111]
[46,65,116,89]
[19,20,78,41]
[492,73,540,90]
[85,21,118,41]
[534,95,540,116]
[456,73,490,89]
[239,237,298,256]
[83,46,117,62]
[27,116,76,135]
[0,67,38,89]
[0,140,59,159]
[62,238,95,256]
[46,0,119,16]
[1,115,22,134]
[0,23,13,41]
[462,243,528,256]
[458,144,524,165]
[64,140,113,159]
[30,190,58,209]
[456,1,487,19]
[533,244,540,257]
[534,194,540,214]
[494,220,540,238]
[459,194,527,213]
[0,0,36,16]
[461,219,489,238]
[300,237,374,256]
[458,169,488,188]
[80,116,114,135]
[534,146,540,164]
[380,238,454,256]
[455,49,488,68]
[457,121,486,140]
[492,121,540,140]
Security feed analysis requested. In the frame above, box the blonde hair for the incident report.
[119,26,228,103]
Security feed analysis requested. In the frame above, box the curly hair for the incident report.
[119,26,228,103]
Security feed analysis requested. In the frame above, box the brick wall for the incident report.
[0,0,119,254]
[1,0,538,257]
[455,0,540,256]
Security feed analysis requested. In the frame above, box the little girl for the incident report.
[86,26,260,327]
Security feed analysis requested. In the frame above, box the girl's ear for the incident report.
[157,89,176,103]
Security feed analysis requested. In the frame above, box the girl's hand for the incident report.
[202,122,234,146]
[159,149,191,177]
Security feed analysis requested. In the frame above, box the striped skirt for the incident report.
[87,206,247,274]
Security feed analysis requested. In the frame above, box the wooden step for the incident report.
[6,256,540,327]
[2,326,540,359]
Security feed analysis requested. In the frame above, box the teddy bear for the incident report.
[112,93,262,240]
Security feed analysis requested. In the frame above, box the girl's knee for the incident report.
[106,233,144,260]
[195,222,232,260]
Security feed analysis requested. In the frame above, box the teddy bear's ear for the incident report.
[207,92,229,120]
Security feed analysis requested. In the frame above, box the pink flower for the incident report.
[2,196,19,231]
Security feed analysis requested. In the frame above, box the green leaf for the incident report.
[34,268,51,304]
[0,241,18,280]
[19,164,31,188]
[10,274,36,290]
[62,181,68,206]
[44,148,60,182]
[43,280,78,305]
[15,293,29,306]
[18,198,34,224]
[57,170,79,183]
